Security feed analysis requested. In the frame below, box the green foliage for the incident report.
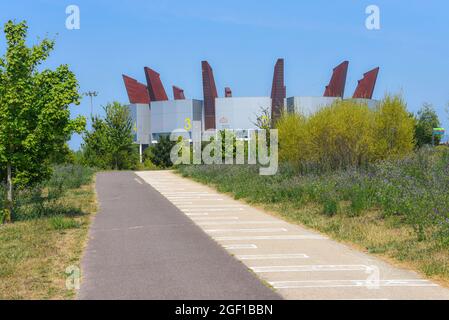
[0,21,85,222]
[178,146,449,244]
[0,164,94,222]
[0,20,85,186]
[277,95,415,171]
[81,116,110,169]
[414,103,441,147]
[322,196,339,216]
[147,135,176,168]
[373,95,415,159]
[49,216,81,230]
[277,113,308,168]
[82,102,138,170]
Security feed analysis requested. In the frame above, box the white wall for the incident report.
[215,97,272,130]
[150,99,203,140]
[350,98,380,109]
[129,103,151,145]
[286,96,340,117]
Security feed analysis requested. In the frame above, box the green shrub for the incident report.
[178,146,449,243]
[276,94,415,171]
[49,216,81,230]
[414,103,441,148]
[148,136,176,168]
[349,187,368,216]
[373,95,415,159]
[1,165,94,222]
[322,196,339,216]
[277,113,308,167]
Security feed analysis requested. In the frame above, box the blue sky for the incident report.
[1,0,448,149]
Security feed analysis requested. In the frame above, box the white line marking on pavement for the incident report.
[223,244,258,249]
[186,213,210,216]
[250,265,370,273]
[134,178,143,184]
[269,279,438,289]
[128,226,144,230]
[161,193,219,195]
[236,254,309,260]
[205,228,288,233]
[168,197,224,201]
[179,205,246,208]
[197,221,284,226]
[182,208,245,212]
[214,235,327,241]
[192,217,240,221]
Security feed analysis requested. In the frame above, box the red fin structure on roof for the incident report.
[173,86,185,100]
[324,61,349,98]
[144,67,169,101]
[353,67,379,99]
[201,61,218,130]
[122,74,150,104]
[225,87,232,97]
[271,58,286,121]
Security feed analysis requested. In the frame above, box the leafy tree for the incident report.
[0,21,85,223]
[415,103,441,147]
[148,135,175,168]
[81,116,111,169]
[104,102,137,169]
[81,102,138,170]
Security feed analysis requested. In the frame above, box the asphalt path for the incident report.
[79,171,280,300]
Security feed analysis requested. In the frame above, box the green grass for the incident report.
[0,165,96,299]
[177,148,449,286]
[48,216,81,231]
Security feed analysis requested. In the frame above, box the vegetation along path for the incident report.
[79,171,279,300]
[134,170,449,300]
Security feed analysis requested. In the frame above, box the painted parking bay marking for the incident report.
[269,279,438,289]
[250,265,371,273]
[197,220,284,226]
[205,228,288,233]
[192,217,240,221]
[223,244,258,249]
[236,254,309,260]
[214,235,327,241]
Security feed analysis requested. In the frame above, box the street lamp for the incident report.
[83,91,98,118]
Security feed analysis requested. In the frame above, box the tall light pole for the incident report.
[83,91,98,119]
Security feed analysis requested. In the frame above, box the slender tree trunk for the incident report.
[4,163,13,223]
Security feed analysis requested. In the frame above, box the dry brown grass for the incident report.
[177,171,449,288]
[0,179,97,300]
[261,202,449,288]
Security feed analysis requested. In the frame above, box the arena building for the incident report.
[123,59,380,150]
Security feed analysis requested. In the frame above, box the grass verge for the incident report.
[177,156,449,287]
[0,166,96,299]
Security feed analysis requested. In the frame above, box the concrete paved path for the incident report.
[136,170,449,300]
[79,171,280,300]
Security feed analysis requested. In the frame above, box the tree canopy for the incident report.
[82,102,138,170]
[0,20,85,222]
[415,103,441,147]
